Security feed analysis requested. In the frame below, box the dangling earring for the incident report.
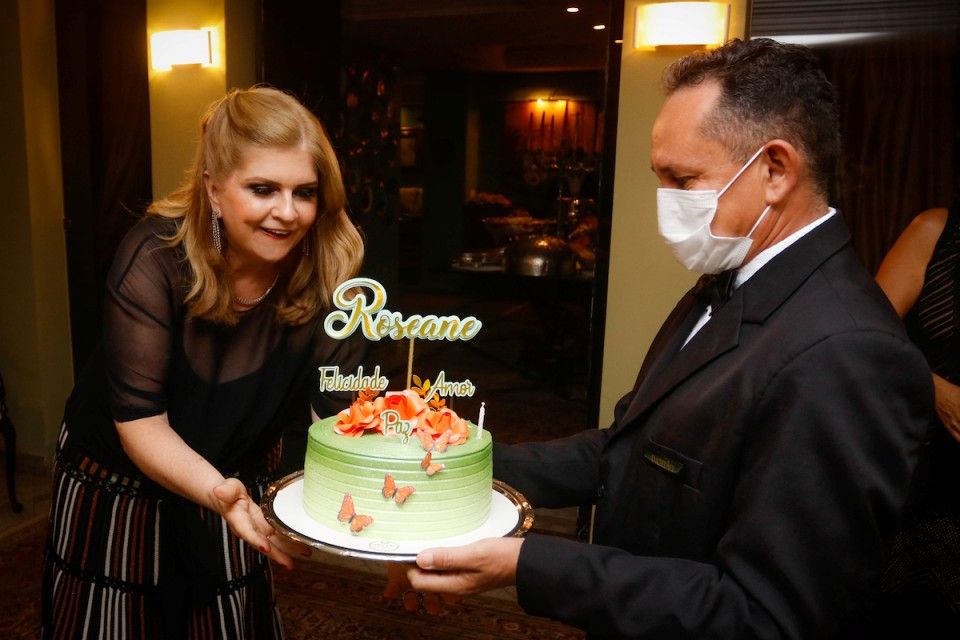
[302,233,311,258]
[211,210,223,254]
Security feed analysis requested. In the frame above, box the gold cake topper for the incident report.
[323,277,487,435]
[324,277,482,342]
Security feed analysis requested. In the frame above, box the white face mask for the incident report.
[657,146,772,274]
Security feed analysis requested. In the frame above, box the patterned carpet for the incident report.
[275,558,583,640]
[0,519,45,640]
[0,519,583,639]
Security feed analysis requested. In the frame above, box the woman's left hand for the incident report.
[212,478,309,570]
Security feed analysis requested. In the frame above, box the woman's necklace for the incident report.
[234,274,279,307]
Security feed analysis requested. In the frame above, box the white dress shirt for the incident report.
[682,208,837,347]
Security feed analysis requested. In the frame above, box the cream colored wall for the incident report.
[598,1,748,426]
[147,0,259,199]
[0,0,72,460]
[148,0,227,199]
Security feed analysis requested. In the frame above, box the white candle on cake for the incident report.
[477,402,486,435]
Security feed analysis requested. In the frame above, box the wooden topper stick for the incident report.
[405,337,415,389]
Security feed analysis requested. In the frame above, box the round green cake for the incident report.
[303,416,493,540]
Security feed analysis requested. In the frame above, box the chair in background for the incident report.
[0,372,23,513]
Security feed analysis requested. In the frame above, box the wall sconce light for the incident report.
[635,2,729,49]
[149,28,215,71]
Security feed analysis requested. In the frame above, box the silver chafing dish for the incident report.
[504,235,577,278]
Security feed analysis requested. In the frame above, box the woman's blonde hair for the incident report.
[148,86,364,326]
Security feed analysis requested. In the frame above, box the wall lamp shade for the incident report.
[635,2,729,48]
[150,29,214,71]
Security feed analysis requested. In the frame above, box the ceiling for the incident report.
[342,0,612,72]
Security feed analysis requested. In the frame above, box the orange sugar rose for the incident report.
[334,397,386,437]
[422,407,469,444]
[380,389,428,425]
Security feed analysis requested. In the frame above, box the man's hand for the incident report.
[212,478,310,570]
[934,374,960,443]
[406,537,524,596]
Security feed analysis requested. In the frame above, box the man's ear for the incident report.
[203,170,221,214]
[759,139,800,207]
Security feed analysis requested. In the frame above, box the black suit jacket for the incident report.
[494,215,934,638]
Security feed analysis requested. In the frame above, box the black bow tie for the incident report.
[693,269,738,311]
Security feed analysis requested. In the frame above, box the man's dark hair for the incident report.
[664,38,840,200]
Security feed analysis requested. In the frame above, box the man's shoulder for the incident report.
[812,246,906,337]
[751,244,914,364]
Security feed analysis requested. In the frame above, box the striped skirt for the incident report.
[41,424,285,639]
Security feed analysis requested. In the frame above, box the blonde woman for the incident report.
[41,87,364,639]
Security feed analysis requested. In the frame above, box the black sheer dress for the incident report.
[879,204,960,636]
[41,216,362,639]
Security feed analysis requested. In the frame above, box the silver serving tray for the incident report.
[261,470,534,562]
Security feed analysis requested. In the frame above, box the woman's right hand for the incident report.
[116,416,309,569]
[212,478,297,570]
[934,374,960,443]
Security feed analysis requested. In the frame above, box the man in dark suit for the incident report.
[402,38,934,638]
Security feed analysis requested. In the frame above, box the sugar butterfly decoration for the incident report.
[337,493,374,533]
[382,473,416,505]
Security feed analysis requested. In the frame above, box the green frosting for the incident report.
[303,416,493,539]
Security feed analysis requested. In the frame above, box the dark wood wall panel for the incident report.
[55,0,153,374]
